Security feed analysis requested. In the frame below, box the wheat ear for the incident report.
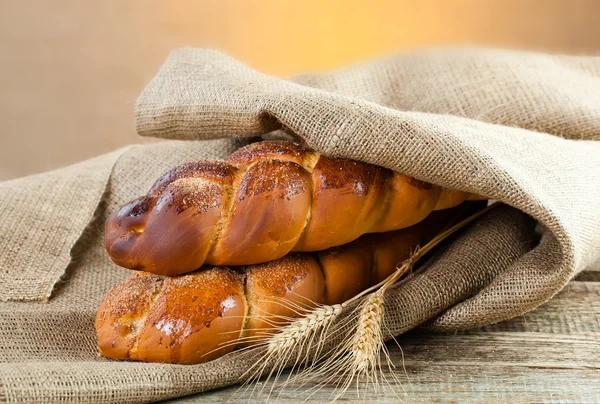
[302,202,500,399]
[238,202,499,401]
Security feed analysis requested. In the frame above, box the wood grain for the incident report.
[169,280,600,403]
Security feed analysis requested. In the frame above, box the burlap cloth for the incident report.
[0,48,599,402]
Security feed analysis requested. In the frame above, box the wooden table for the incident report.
[172,265,600,403]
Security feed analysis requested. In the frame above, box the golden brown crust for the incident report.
[318,243,374,305]
[95,275,163,360]
[226,139,316,169]
[209,160,312,265]
[243,254,325,341]
[317,207,453,304]
[97,203,483,365]
[293,157,391,251]
[105,140,483,276]
[96,268,247,364]
[105,179,229,275]
[149,161,237,195]
[370,173,442,233]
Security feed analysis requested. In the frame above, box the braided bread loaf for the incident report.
[97,205,478,364]
[105,140,481,276]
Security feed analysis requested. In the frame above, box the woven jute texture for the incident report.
[136,48,600,327]
[0,48,599,402]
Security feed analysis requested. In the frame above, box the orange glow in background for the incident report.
[1,0,599,179]
[162,0,600,76]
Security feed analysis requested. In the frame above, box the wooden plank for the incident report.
[186,368,600,404]
[178,333,600,403]
[171,280,600,403]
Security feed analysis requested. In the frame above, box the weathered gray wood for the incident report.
[170,280,600,403]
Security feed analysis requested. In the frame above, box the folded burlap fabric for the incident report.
[0,48,599,402]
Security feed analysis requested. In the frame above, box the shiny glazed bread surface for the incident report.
[97,207,468,364]
[105,140,480,276]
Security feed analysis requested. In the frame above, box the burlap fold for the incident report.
[0,203,533,403]
[0,48,599,402]
[0,149,128,301]
[135,48,600,328]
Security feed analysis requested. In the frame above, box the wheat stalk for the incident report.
[232,303,344,401]
[238,202,499,401]
[267,304,343,355]
[350,289,385,374]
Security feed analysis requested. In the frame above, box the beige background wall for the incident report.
[1,0,600,180]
